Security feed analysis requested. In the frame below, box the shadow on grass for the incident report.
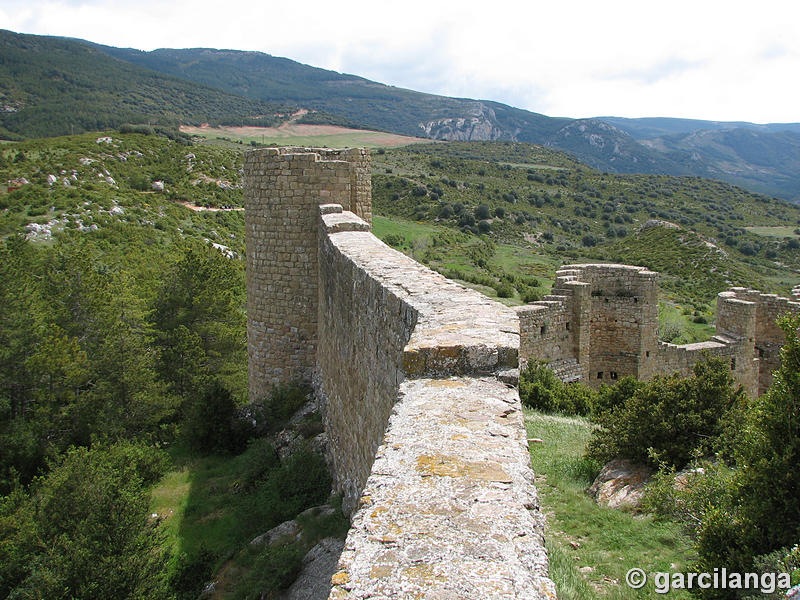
[153,437,347,599]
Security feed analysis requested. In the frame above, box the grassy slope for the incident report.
[526,411,693,599]
[6,134,800,335]
[371,142,800,316]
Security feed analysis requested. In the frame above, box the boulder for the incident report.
[276,537,345,600]
[250,519,301,546]
[587,458,651,509]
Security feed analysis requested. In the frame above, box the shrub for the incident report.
[520,286,542,303]
[478,220,491,234]
[586,356,741,470]
[382,233,406,248]
[519,363,595,416]
[458,213,475,227]
[252,382,309,435]
[493,281,514,298]
[184,378,241,454]
[474,204,491,220]
[739,241,757,256]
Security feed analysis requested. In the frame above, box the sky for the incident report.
[2,0,800,124]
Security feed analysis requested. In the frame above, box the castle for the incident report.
[243,147,798,599]
[519,264,799,398]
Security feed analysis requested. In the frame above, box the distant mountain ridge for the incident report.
[2,29,800,201]
[0,30,296,139]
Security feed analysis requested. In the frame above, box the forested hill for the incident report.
[0,30,292,139]
[3,29,800,200]
[95,44,571,143]
[92,44,800,201]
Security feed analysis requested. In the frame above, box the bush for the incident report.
[169,547,216,600]
[493,281,514,298]
[520,286,542,303]
[478,220,491,234]
[458,213,475,227]
[252,382,309,436]
[184,379,242,454]
[739,241,758,256]
[519,363,595,416]
[586,356,741,470]
[233,542,305,597]
[411,185,427,197]
[474,204,491,220]
[590,376,642,419]
[382,233,406,248]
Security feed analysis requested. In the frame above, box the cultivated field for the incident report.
[180,124,428,149]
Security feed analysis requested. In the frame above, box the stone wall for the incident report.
[518,264,796,396]
[244,147,556,599]
[330,377,554,599]
[317,201,520,514]
[243,147,370,399]
[316,205,416,514]
[717,288,800,394]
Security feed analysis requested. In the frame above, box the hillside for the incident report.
[94,43,800,201]
[3,29,800,200]
[369,141,800,308]
[598,116,800,139]
[0,30,293,139]
[4,133,799,309]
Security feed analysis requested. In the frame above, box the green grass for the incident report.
[525,410,694,599]
[745,225,800,238]
[658,302,716,344]
[372,214,443,243]
[149,439,346,598]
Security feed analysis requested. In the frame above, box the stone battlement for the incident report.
[245,148,555,599]
[244,146,798,599]
[520,265,800,396]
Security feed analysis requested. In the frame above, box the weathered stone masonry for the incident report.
[518,264,800,396]
[245,147,556,599]
[244,147,371,398]
[245,146,798,599]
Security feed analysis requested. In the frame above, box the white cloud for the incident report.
[4,0,800,122]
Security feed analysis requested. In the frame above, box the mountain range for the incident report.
[2,29,799,201]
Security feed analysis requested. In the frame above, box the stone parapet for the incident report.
[318,207,521,513]
[329,377,556,600]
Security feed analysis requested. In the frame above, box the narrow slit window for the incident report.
[597,371,603,379]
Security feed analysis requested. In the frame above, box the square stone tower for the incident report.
[243,147,370,401]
